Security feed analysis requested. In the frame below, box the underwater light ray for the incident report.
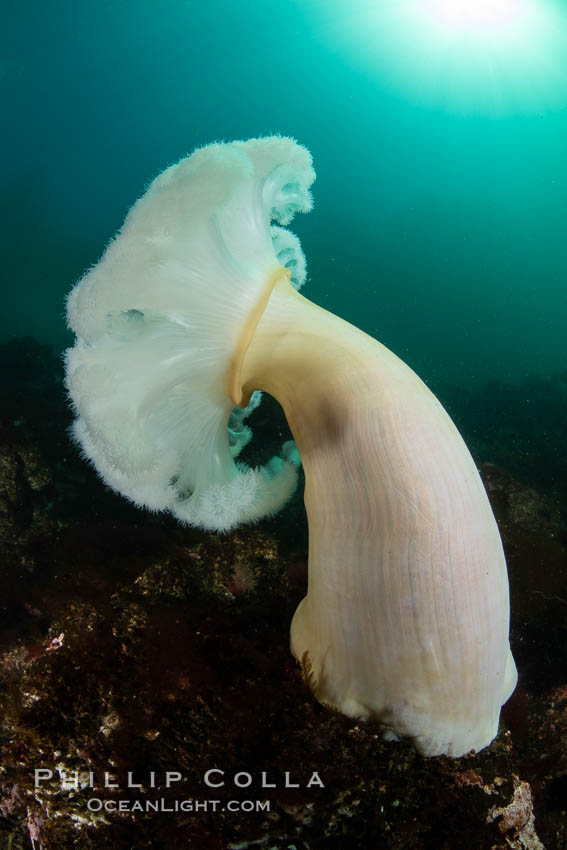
[308,0,567,114]
[423,0,526,37]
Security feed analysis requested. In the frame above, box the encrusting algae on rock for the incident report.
[0,337,565,847]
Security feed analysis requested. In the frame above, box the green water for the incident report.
[2,0,566,387]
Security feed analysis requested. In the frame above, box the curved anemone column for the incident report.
[240,277,517,757]
[65,136,516,757]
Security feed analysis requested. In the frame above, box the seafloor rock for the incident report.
[480,462,562,538]
[0,338,566,849]
[487,775,545,850]
[0,422,55,576]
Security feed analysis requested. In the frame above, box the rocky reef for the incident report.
[0,338,566,849]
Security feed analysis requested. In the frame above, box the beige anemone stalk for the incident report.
[65,136,517,757]
[239,273,517,756]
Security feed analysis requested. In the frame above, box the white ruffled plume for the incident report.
[65,137,313,531]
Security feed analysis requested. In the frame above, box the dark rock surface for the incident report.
[0,338,566,849]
